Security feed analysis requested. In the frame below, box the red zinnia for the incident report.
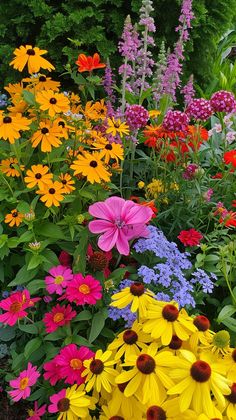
[76,53,106,73]
[224,150,236,168]
[178,228,203,246]
[43,304,76,333]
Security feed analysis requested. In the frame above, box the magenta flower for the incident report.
[43,304,76,333]
[26,402,47,420]
[8,363,40,402]
[65,274,102,305]
[88,196,153,255]
[43,357,61,386]
[56,344,94,385]
[0,290,40,326]
[45,265,73,295]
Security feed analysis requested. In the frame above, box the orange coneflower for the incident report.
[0,157,24,177]
[0,111,31,144]
[23,74,60,91]
[5,209,24,227]
[24,165,53,189]
[92,138,124,164]
[36,90,70,117]
[59,173,75,194]
[71,152,111,184]
[76,53,106,73]
[36,181,65,207]
[106,117,129,138]
[31,121,63,152]
[10,45,55,74]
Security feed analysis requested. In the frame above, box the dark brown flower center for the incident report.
[89,251,108,270]
[162,304,179,322]
[49,188,55,194]
[90,160,98,168]
[57,397,70,412]
[146,406,167,420]
[90,359,104,374]
[3,116,12,124]
[117,381,129,393]
[232,348,236,362]
[41,127,49,134]
[105,144,113,150]
[190,360,211,382]
[136,354,155,374]
[226,383,236,404]
[39,75,47,82]
[35,173,42,179]
[61,179,67,184]
[169,335,182,350]
[49,97,57,104]
[27,48,35,55]
[10,163,14,168]
[58,121,65,127]
[123,329,138,345]
[193,315,210,331]
[130,282,145,296]
[109,417,124,420]
[12,211,18,218]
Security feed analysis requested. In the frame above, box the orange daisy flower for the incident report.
[0,111,31,144]
[24,165,53,189]
[31,121,63,152]
[59,173,75,194]
[36,181,65,207]
[76,53,106,73]
[23,74,60,91]
[10,45,55,74]
[36,90,70,117]
[0,157,24,177]
[5,209,24,227]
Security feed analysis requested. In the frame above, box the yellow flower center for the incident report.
[54,275,64,284]
[10,302,22,313]
[79,284,90,294]
[27,409,35,417]
[19,377,29,390]
[53,312,64,323]
[70,358,82,370]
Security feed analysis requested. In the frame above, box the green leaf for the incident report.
[22,90,36,106]
[27,254,43,270]
[73,310,92,322]
[24,337,42,359]
[9,265,38,286]
[7,237,19,248]
[73,228,88,274]
[44,330,66,341]
[217,305,236,322]
[27,388,46,402]
[221,316,236,332]
[34,222,66,239]
[89,309,107,343]
[17,201,31,214]
[27,279,46,294]
[0,324,16,341]
[12,353,25,371]
[19,323,38,334]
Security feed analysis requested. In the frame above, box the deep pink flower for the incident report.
[178,228,203,246]
[43,304,76,333]
[65,274,102,305]
[186,98,213,121]
[210,90,236,113]
[0,290,39,326]
[8,363,40,402]
[26,402,47,420]
[59,250,72,267]
[43,357,61,386]
[125,104,149,130]
[88,196,153,255]
[45,265,73,295]
[48,389,66,414]
[162,110,189,132]
[56,344,94,385]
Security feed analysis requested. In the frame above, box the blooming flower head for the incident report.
[43,304,76,333]
[225,383,236,420]
[36,181,65,207]
[92,137,124,164]
[162,110,189,132]
[178,228,203,246]
[48,384,91,420]
[0,111,31,143]
[10,45,55,74]
[106,117,130,138]
[31,121,63,152]
[210,90,236,113]
[36,90,70,117]
[26,402,47,420]
[65,273,102,305]
[224,150,236,168]
[56,344,95,385]
[186,98,213,121]
[0,157,24,177]
[87,244,112,278]
[4,209,24,227]
[59,173,75,194]
[0,289,38,326]
[125,104,149,130]
[70,151,111,184]
[43,357,61,386]
[76,53,106,72]
[45,265,73,295]
[8,363,40,402]
[88,196,153,255]
[110,282,155,318]
[82,349,118,393]
[24,164,53,189]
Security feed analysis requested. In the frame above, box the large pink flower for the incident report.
[65,274,102,305]
[88,196,153,255]
[56,344,94,385]
[43,357,61,386]
[0,290,40,326]
[43,304,76,333]
[8,363,40,402]
[45,265,73,295]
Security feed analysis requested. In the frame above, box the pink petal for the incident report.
[104,196,125,219]
[98,228,118,252]
[125,224,150,240]
[88,201,113,220]
[125,202,153,224]
[116,230,130,255]
[88,219,114,234]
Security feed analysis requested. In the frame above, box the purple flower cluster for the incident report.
[118,16,141,61]
[125,105,149,130]
[0,93,7,108]
[182,163,198,180]
[162,110,189,132]
[186,98,213,121]
[103,62,115,105]
[190,269,216,293]
[210,90,236,113]
[181,75,195,107]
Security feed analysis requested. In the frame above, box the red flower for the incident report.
[76,53,106,73]
[178,228,203,247]
[224,150,236,168]
[58,250,72,267]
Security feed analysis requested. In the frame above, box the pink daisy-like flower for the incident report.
[88,196,153,255]
[0,290,39,326]
[43,357,62,386]
[8,363,40,402]
[56,344,95,385]
[45,265,73,295]
[43,304,76,333]
[26,402,47,420]
[48,389,66,414]
[65,274,102,305]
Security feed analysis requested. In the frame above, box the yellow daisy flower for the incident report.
[106,117,130,138]
[54,384,91,420]
[107,383,144,419]
[24,164,53,189]
[82,350,118,394]
[142,301,197,346]
[100,403,138,420]
[83,101,101,120]
[224,383,236,420]
[23,74,60,91]
[108,320,152,361]
[0,111,31,144]
[92,138,124,164]
[59,173,75,194]
[4,209,24,227]
[31,121,63,152]
[223,348,236,381]
[110,282,156,319]
[36,90,70,117]
[70,151,111,184]
[149,109,161,119]
[197,411,222,420]
[4,82,23,97]
[10,45,55,74]
[146,178,165,199]
[93,99,107,120]
[200,330,231,356]
[143,398,201,420]
[167,350,231,417]
[36,181,65,207]
[189,315,212,354]
[0,157,24,177]
[54,117,74,139]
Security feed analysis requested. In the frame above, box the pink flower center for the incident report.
[10,302,22,313]
[54,275,64,284]
[19,377,29,390]
[70,358,82,370]
[79,284,90,294]
[53,312,64,323]
[115,219,126,228]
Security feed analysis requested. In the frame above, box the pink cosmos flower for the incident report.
[65,274,102,305]
[48,389,66,414]
[26,402,47,420]
[43,357,61,386]
[8,363,40,402]
[56,344,94,385]
[0,290,39,326]
[88,196,153,255]
[43,304,76,333]
[45,265,73,295]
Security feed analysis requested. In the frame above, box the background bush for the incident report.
[1,0,236,90]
